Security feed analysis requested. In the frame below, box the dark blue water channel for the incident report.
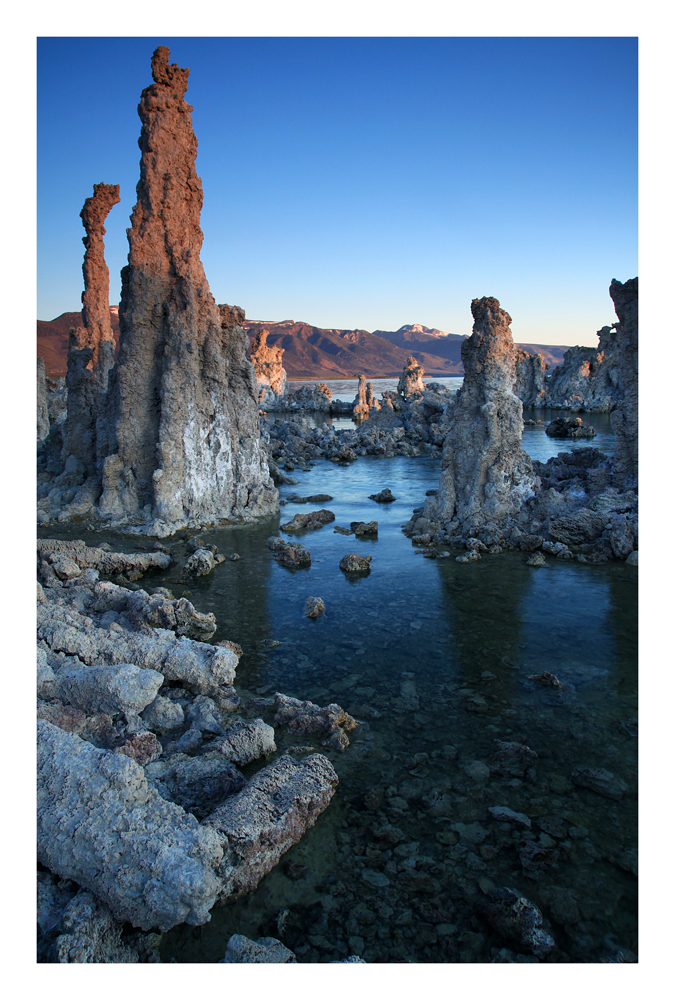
[45,448,637,963]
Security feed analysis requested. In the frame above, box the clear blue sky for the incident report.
[37,36,637,346]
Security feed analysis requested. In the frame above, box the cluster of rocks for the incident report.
[38,47,277,536]
[36,536,352,961]
[514,279,638,414]
[404,283,638,565]
[263,380,455,465]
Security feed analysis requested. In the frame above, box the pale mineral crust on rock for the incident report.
[220,934,297,963]
[424,297,538,533]
[353,373,370,420]
[62,183,121,477]
[397,356,425,399]
[249,328,287,407]
[513,349,548,407]
[98,46,277,533]
[608,277,638,488]
[37,720,224,932]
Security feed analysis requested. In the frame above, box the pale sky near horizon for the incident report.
[37,36,637,346]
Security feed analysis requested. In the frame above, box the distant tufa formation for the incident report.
[423,297,538,534]
[249,328,287,407]
[38,46,278,535]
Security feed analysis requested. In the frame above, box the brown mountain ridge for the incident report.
[37,310,567,379]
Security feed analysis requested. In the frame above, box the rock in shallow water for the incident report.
[339,553,372,574]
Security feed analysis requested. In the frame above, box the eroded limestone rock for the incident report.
[424,297,538,534]
[38,358,50,444]
[397,356,425,399]
[61,183,121,480]
[250,328,287,407]
[98,47,277,533]
[37,720,224,931]
[353,373,370,420]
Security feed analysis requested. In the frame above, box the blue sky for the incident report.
[37,36,637,346]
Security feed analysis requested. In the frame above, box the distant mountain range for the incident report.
[37,310,568,379]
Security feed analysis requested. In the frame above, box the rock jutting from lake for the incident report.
[607,277,638,488]
[98,47,277,534]
[249,328,287,408]
[37,47,278,536]
[61,183,121,478]
[420,296,539,536]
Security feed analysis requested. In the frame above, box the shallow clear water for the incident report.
[42,444,636,963]
[144,453,636,963]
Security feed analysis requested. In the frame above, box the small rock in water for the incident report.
[526,552,546,567]
[369,488,396,503]
[528,670,563,690]
[456,551,480,563]
[339,553,372,574]
[220,934,296,963]
[350,520,378,536]
[474,887,556,957]
[571,766,628,799]
[333,525,354,535]
[304,597,325,619]
[464,761,491,783]
[488,806,531,829]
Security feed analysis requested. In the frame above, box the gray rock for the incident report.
[475,887,556,957]
[185,695,228,734]
[180,548,218,582]
[571,767,628,799]
[210,718,277,764]
[609,278,638,487]
[204,753,338,897]
[304,596,325,619]
[280,509,335,532]
[38,539,171,579]
[339,553,372,574]
[38,357,51,444]
[37,602,238,696]
[37,720,223,931]
[56,663,164,716]
[488,806,531,828]
[220,934,296,963]
[141,694,185,731]
[37,648,57,700]
[424,297,538,534]
[145,753,246,820]
[273,692,357,751]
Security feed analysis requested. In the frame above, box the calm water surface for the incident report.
[44,446,636,963]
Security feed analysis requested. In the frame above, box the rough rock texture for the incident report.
[608,278,638,488]
[204,753,338,896]
[250,328,287,407]
[545,416,596,439]
[37,600,238,697]
[144,753,247,820]
[38,358,51,443]
[280,508,335,532]
[513,349,547,407]
[62,183,121,479]
[475,887,556,957]
[339,553,372,574]
[273,693,357,751]
[37,538,170,581]
[304,596,325,619]
[38,872,160,963]
[353,373,370,420]
[267,535,311,569]
[98,47,277,534]
[280,382,334,412]
[56,662,164,716]
[423,297,538,534]
[397,356,425,399]
[221,934,296,963]
[542,323,621,412]
[37,720,223,931]
[209,717,277,765]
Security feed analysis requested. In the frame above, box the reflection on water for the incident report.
[148,453,636,964]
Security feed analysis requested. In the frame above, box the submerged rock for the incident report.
[304,597,325,619]
[475,888,556,957]
[273,692,357,751]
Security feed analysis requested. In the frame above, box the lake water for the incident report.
[41,423,636,963]
[151,449,636,963]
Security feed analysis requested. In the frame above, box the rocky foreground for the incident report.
[36,538,365,962]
